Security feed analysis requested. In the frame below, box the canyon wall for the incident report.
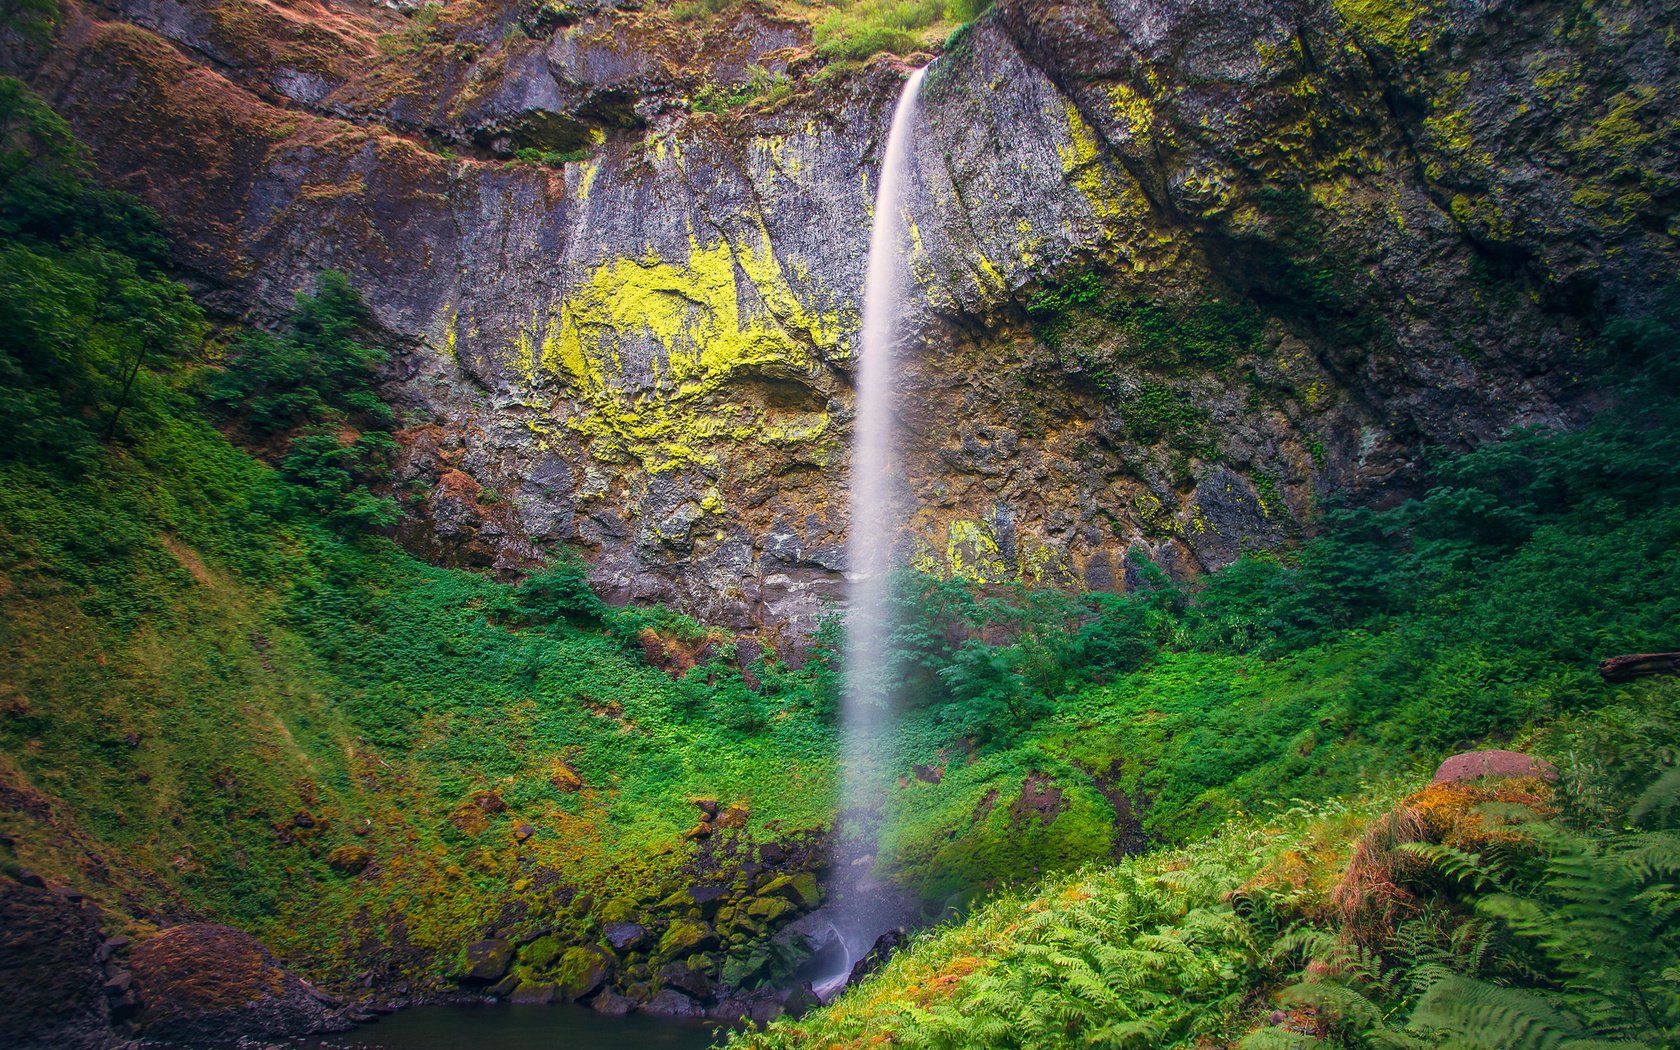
[12,0,1676,639]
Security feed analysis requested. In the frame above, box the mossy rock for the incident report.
[520,934,564,971]
[554,945,612,1001]
[456,938,514,983]
[596,897,639,923]
[721,949,769,986]
[656,919,717,959]
[744,896,794,923]
[757,872,820,909]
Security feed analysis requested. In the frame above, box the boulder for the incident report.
[520,934,564,971]
[656,919,717,959]
[458,938,515,983]
[591,988,636,1015]
[657,961,713,1000]
[643,989,703,1018]
[508,982,555,1005]
[757,872,821,909]
[603,921,647,951]
[326,845,372,875]
[554,946,613,1001]
[1431,750,1559,785]
[847,928,906,986]
[0,879,112,1050]
[745,896,794,923]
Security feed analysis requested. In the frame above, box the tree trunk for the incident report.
[1598,652,1680,683]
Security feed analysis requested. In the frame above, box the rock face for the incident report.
[0,879,113,1050]
[10,0,1677,638]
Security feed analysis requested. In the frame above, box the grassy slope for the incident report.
[0,386,838,981]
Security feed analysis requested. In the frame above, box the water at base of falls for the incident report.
[821,63,929,1001]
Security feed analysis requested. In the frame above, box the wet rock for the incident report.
[757,872,821,909]
[656,960,713,1001]
[508,982,555,1005]
[642,988,703,1018]
[591,988,636,1015]
[128,923,343,1042]
[847,929,906,986]
[782,982,821,1019]
[457,939,515,983]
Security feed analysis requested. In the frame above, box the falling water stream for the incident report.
[812,64,929,1001]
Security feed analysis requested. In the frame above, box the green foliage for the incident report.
[0,78,203,471]
[512,146,589,166]
[515,556,608,626]
[208,271,391,433]
[692,66,794,114]
[0,0,60,43]
[943,0,991,22]
[207,272,398,528]
[812,0,947,60]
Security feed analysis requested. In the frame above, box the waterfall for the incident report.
[816,65,928,1002]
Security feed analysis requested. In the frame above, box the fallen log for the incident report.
[1598,652,1680,683]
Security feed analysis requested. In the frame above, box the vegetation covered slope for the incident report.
[841,329,1680,905]
[0,77,839,986]
[736,690,1680,1048]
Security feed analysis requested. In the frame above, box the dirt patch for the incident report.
[1083,759,1152,860]
[159,535,213,586]
[1007,773,1065,829]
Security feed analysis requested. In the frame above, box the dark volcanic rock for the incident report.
[642,988,703,1018]
[603,921,648,951]
[128,923,341,1043]
[590,987,637,1015]
[0,879,112,1050]
[846,929,907,987]
[656,960,713,1001]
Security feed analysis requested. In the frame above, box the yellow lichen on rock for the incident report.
[509,232,844,473]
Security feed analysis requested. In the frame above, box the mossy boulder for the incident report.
[325,845,372,875]
[757,872,820,909]
[456,938,514,983]
[553,945,612,1001]
[507,981,555,1005]
[744,896,794,923]
[596,897,639,923]
[520,934,564,971]
[656,919,717,959]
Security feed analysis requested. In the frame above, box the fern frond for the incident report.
[1631,766,1680,828]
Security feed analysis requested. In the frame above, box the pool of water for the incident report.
[300,1002,725,1050]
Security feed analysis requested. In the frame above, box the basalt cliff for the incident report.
[11,0,1676,641]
